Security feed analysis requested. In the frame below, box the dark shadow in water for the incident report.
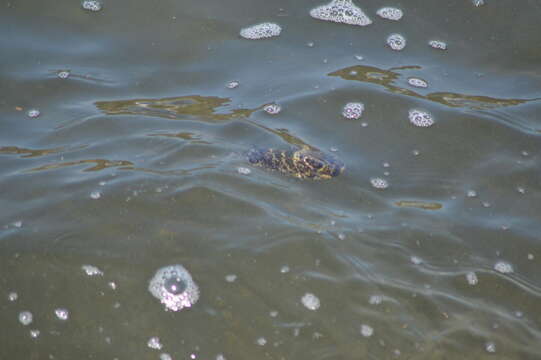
[147,131,212,145]
[28,159,133,172]
[0,146,64,158]
[329,65,538,110]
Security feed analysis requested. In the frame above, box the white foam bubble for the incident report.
[81,0,102,11]
[90,190,102,199]
[27,109,40,118]
[429,40,447,50]
[370,177,388,189]
[408,109,434,127]
[147,336,163,350]
[310,0,372,26]
[301,293,320,310]
[467,190,478,198]
[240,23,282,40]
[360,324,374,337]
[368,295,382,305]
[148,264,199,312]
[280,265,290,273]
[485,341,496,353]
[386,33,406,51]
[29,329,40,338]
[472,0,485,6]
[8,292,18,301]
[216,354,227,360]
[82,264,103,276]
[411,256,423,265]
[263,103,282,115]
[225,274,237,282]
[19,311,33,326]
[57,70,70,79]
[376,7,403,21]
[407,77,428,88]
[256,337,267,346]
[54,308,69,321]
[160,353,172,360]
[237,167,251,175]
[342,102,364,119]
[466,271,478,285]
[494,261,513,274]
[226,80,239,89]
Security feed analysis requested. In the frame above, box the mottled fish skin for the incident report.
[247,147,344,180]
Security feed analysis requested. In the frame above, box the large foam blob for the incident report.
[148,264,199,312]
[310,0,372,26]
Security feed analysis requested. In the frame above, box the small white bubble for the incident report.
[225,274,237,282]
[293,328,300,337]
[301,293,320,310]
[57,70,70,79]
[216,354,226,360]
[521,150,529,157]
[160,354,172,360]
[147,337,163,350]
[527,253,534,260]
[263,103,282,115]
[27,109,40,118]
[355,54,364,61]
[81,0,102,11]
[8,292,18,301]
[361,121,368,127]
[29,329,40,338]
[280,265,290,273]
[256,337,267,346]
[269,310,278,317]
[408,109,434,127]
[237,167,251,175]
[329,147,338,152]
[411,256,422,265]
[376,7,403,21]
[338,233,346,240]
[472,0,485,7]
[516,186,525,194]
[360,324,374,337]
[494,261,513,274]
[90,190,102,199]
[240,23,281,40]
[310,0,372,26]
[386,33,406,51]
[370,177,388,189]
[407,77,428,88]
[82,264,104,276]
[12,220,23,228]
[485,341,496,353]
[54,308,69,321]
[342,102,364,119]
[412,149,420,156]
[466,271,478,285]
[369,295,382,305]
[108,281,117,290]
[99,181,107,186]
[148,264,199,312]
[428,40,447,50]
[515,310,524,318]
[19,311,33,326]
[226,80,239,89]
[307,41,315,47]
[482,201,491,208]
[467,190,477,198]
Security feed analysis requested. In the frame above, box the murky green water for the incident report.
[1,0,541,359]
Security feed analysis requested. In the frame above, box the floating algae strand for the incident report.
[395,200,442,210]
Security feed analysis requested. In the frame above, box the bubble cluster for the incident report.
[81,0,102,12]
[407,77,428,88]
[256,337,267,346]
[466,190,478,198]
[29,329,40,338]
[57,70,70,79]
[376,7,403,21]
[19,311,33,326]
[82,264,103,276]
[90,190,102,199]
[429,40,447,50]
[54,308,69,320]
[148,264,199,312]
[408,109,434,127]
[494,261,513,274]
[472,0,485,6]
[301,293,321,310]
[263,103,282,115]
[360,324,374,337]
[240,23,282,40]
[342,102,364,119]
[148,336,163,350]
[8,292,18,302]
[237,167,251,175]
[386,34,406,51]
[27,109,40,118]
[466,271,478,285]
[370,177,388,189]
[226,81,239,89]
[225,274,237,282]
[369,295,382,305]
[310,0,372,26]
[485,341,496,353]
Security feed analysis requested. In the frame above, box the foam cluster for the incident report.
[148,264,199,312]
[408,109,434,127]
[376,7,403,21]
[386,33,406,51]
[263,103,282,114]
[342,102,364,119]
[429,40,447,50]
[310,0,372,26]
[81,0,102,12]
[370,177,389,189]
[240,23,282,40]
[407,77,428,88]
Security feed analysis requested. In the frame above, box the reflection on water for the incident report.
[329,64,536,109]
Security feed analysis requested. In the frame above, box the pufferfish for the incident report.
[247,146,345,180]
